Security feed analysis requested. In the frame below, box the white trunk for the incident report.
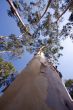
[0,54,73,110]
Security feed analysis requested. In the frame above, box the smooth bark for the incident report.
[0,54,73,110]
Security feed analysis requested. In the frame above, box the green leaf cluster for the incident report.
[0,58,15,78]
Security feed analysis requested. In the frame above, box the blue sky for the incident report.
[0,0,20,36]
[0,0,34,75]
[57,11,73,80]
[58,38,73,80]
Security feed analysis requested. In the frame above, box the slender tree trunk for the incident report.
[0,53,73,110]
[7,0,32,36]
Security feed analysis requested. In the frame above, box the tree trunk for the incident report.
[0,53,73,110]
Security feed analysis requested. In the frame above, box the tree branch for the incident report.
[7,0,32,36]
[57,0,73,21]
[38,0,52,22]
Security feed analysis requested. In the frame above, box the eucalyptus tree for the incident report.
[6,0,64,65]
[0,1,73,110]
[4,0,73,62]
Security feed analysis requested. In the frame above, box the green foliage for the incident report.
[0,58,15,78]
[60,46,63,50]
[52,48,58,54]
[13,1,20,9]
[47,38,53,44]
[0,35,24,57]
[5,0,67,63]
[0,58,3,62]
[65,79,73,87]
[6,42,13,49]
[65,79,73,99]
[69,12,73,22]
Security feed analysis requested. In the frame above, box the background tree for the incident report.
[0,57,15,83]
[65,79,73,99]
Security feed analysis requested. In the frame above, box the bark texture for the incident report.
[0,54,73,110]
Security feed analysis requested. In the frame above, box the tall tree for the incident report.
[0,0,73,109]
[0,54,73,110]
[6,0,63,64]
